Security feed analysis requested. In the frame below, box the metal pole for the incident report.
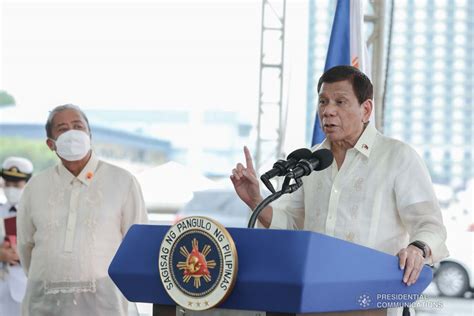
[366,0,387,132]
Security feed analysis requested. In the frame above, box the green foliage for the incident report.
[0,91,15,107]
[0,137,58,173]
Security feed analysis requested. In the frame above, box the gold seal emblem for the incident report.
[158,216,238,310]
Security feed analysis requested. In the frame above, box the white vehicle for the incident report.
[175,189,251,228]
[435,221,474,297]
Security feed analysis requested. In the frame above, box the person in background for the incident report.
[0,156,33,315]
[17,104,148,316]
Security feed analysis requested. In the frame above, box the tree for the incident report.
[0,137,58,173]
[0,91,15,108]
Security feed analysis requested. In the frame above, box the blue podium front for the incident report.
[109,224,432,313]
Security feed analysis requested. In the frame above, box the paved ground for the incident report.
[132,284,474,315]
[133,297,473,316]
[415,296,473,316]
[414,281,473,316]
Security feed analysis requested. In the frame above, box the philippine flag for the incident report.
[311,0,372,146]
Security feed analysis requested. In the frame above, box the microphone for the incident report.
[260,148,312,193]
[249,149,331,228]
[286,149,333,179]
[261,148,312,180]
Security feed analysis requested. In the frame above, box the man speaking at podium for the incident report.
[231,66,448,316]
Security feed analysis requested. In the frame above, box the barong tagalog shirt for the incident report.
[270,123,448,263]
[17,153,148,316]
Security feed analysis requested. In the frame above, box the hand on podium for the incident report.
[397,243,430,286]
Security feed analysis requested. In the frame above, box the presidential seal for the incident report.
[158,216,238,311]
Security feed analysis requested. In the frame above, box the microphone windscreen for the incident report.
[312,149,334,171]
[287,148,312,160]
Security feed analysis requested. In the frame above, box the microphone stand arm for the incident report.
[247,176,303,228]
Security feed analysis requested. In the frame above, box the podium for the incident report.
[109,224,432,315]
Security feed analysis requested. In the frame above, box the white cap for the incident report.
[1,156,34,181]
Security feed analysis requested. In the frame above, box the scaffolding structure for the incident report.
[255,0,287,174]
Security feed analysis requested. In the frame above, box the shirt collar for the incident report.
[316,122,378,158]
[353,122,378,158]
[57,152,99,186]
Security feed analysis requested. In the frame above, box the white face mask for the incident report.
[53,130,91,161]
[4,187,23,205]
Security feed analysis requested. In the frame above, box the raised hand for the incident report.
[230,146,262,210]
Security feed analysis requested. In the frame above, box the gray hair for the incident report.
[45,104,91,139]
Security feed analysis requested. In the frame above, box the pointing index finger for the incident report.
[244,146,254,170]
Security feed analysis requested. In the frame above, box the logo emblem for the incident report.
[177,238,216,288]
[358,294,371,308]
[158,217,238,310]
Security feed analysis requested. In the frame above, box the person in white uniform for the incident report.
[231,66,448,316]
[17,104,148,316]
[0,156,33,315]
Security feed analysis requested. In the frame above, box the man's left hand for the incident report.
[397,245,425,286]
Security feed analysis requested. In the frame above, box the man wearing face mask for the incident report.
[0,157,32,315]
[16,104,148,316]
